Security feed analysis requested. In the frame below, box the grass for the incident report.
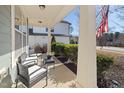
[96,49,124,58]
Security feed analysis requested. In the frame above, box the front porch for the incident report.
[0,5,97,88]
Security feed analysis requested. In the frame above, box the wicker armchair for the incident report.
[16,62,48,88]
[18,52,38,67]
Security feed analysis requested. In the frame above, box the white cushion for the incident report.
[30,53,42,57]
[36,53,42,56]
[25,56,37,60]
[28,65,41,75]
[30,54,37,57]
[29,66,47,82]
[22,60,37,67]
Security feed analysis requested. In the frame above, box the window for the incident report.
[15,25,19,30]
[46,28,54,32]
[51,29,54,32]
[29,28,33,34]
[46,28,48,32]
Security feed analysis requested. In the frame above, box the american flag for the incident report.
[96,5,109,37]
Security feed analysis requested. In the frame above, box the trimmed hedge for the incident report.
[52,42,78,64]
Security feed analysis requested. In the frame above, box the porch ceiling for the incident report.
[19,5,76,28]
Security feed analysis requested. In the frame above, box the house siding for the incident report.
[0,5,12,87]
[55,36,69,44]
[53,22,70,35]
[0,6,11,69]
[29,35,70,48]
[29,35,48,48]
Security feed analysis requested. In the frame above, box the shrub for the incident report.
[42,44,47,53]
[52,42,65,56]
[34,44,47,53]
[51,36,56,44]
[64,44,78,64]
[70,39,75,44]
[97,54,114,87]
[34,45,42,53]
[97,54,114,76]
[52,42,78,64]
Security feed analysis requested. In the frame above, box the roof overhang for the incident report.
[19,5,76,28]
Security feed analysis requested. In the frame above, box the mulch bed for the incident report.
[56,55,77,75]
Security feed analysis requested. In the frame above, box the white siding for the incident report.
[29,35,70,48]
[29,36,48,48]
[55,36,69,44]
[0,6,11,69]
[29,22,70,47]
[31,22,70,35]
[33,27,47,33]
[54,23,69,35]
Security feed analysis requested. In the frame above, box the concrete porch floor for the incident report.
[17,57,77,88]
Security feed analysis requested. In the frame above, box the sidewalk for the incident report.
[96,46,124,55]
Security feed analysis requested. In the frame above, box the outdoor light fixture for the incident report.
[39,5,46,10]
[38,20,42,23]
[15,17,19,21]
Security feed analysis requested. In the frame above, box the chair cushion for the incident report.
[25,56,37,61]
[30,53,42,57]
[21,52,27,61]
[22,60,37,67]
[28,65,47,82]
[28,65,41,75]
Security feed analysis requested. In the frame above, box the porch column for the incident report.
[26,18,29,56]
[77,5,97,87]
[21,16,24,53]
[47,28,52,54]
[11,5,16,83]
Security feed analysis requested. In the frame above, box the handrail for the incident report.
[15,28,27,36]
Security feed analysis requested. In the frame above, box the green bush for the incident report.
[97,54,114,76]
[64,44,78,64]
[52,42,78,64]
[51,36,56,44]
[70,39,75,44]
[51,42,65,56]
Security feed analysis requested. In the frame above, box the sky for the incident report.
[64,6,80,36]
[108,5,124,33]
[64,5,124,36]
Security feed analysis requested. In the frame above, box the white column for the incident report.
[47,28,52,55]
[76,5,97,88]
[21,16,24,53]
[26,18,29,56]
[11,5,16,83]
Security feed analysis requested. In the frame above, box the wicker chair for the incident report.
[43,55,55,69]
[18,52,38,67]
[16,62,48,88]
